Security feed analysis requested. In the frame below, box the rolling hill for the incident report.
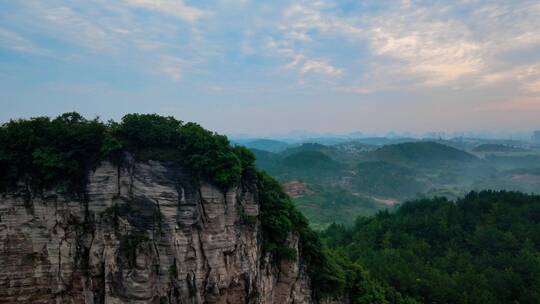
[363,142,478,168]
[353,161,427,198]
[473,143,529,153]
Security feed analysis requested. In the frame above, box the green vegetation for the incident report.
[485,154,540,171]
[113,114,244,189]
[22,252,39,265]
[293,185,384,229]
[363,142,478,168]
[252,139,540,228]
[282,150,342,170]
[234,138,290,153]
[0,113,251,191]
[256,171,345,298]
[253,146,348,185]
[119,233,149,266]
[322,191,540,303]
[472,143,528,153]
[240,210,257,227]
[168,261,178,278]
[0,112,106,193]
[101,200,136,229]
[279,150,345,182]
[353,161,426,198]
[112,113,183,159]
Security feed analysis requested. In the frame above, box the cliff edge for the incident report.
[0,158,312,303]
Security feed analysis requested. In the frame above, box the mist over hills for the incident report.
[244,137,540,229]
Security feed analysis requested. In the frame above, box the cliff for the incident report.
[0,158,313,303]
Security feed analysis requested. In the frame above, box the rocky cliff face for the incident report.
[0,159,313,303]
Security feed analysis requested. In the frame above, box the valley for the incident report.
[240,138,540,229]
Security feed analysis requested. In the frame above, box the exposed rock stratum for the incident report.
[0,159,313,303]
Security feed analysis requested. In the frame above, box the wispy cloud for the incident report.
[42,5,118,51]
[1,1,210,81]
[368,10,482,86]
[266,38,342,78]
[527,80,540,93]
[273,0,540,92]
[300,59,343,77]
[123,0,208,23]
[160,55,184,81]
[0,28,46,55]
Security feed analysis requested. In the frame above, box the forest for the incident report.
[321,191,540,303]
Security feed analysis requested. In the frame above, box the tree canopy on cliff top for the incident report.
[0,112,245,191]
[0,112,342,299]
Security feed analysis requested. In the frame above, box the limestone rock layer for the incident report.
[0,160,312,304]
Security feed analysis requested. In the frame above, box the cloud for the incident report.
[300,59,343,77]
[281,1,363,41]
[123,0,208,23]
[274,0,540,92]
[480,63,540,92]
[527,80,540,93]
[2,1,212,81]
[160,56,184,81]
[266,39,342,78]
[0,28,46,55]
[368,15,483,86]
[42,5,117,51]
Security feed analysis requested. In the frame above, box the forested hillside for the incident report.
[322,191,540,303]
[363,142,478,167]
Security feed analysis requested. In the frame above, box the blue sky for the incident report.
[1,0,540,136]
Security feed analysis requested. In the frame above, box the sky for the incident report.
[1,0,540,136]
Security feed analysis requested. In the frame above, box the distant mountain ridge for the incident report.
[472,143,529,153]
[246,138,540,228]
[363,142,478,167]
[232,138,290,152]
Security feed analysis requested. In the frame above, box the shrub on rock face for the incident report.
[256,170,347,298]
[119,233,149,267]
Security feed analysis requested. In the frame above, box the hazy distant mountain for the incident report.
[279,143,333,156]
[252,139,540,227]
[352,137,418,146]
[233,138,290,152]
[363,142,478,168]
[472,143,529,153]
